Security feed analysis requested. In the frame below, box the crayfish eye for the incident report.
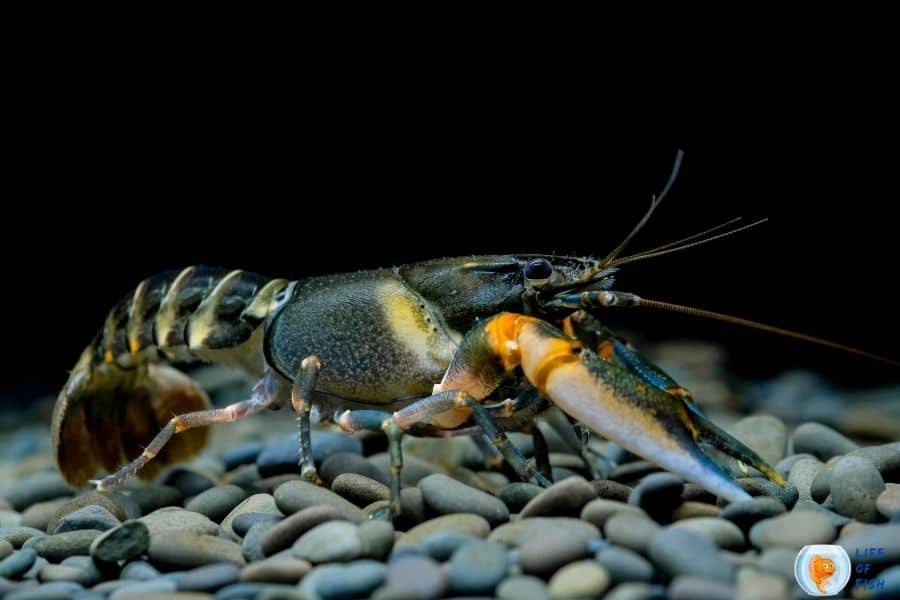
[523,258,553,286]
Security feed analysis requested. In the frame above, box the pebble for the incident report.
[495,482,542,513]
[831,455,886,522]
[358,520,394,561]
[877,483,900,518]
[757,547,796,580]
[0,548,36,579]
[596,545,655,583]
[165,562,241,591]
[127,485,184,514]
[605,513,661,555]
[668,575,735,600]
[256,431,362,477]
[421,531,478,561]
[1,472,72,511]
[848,445,900,482]
[89,520,150,562]
[0,538,11,559]
[7,581,84,600]
[791,422,859,460]
[667,517,745,550]
[109,579,177,599]
[787,457,825,501]
[648,528,734,582]
[148,530,245,567]
[419,474,509,525]
[120,560,160,580]
[496,575,550,600]
[240,556,311,583]
[792,499,853,528]
[592,479,632,502]
[447,539,508,594]
[581,498,648,528]
[748,511,836,549]
[774,453,817,479]
[261,505,358,557]
[292,521,361,563]
[139,507,218,537]
[19,499,68,531]
[24,529,101,561]
[38,563,98,586]
[519,527,590,575]
[810,467,832,503]
[162,467,218,497]
[320,452,389,486]
[671,501,719,520]
[241,520,277,562]
[51,504,120,534]
[398,513,491,547]
[737,566,788,600]
[517,476,596,518]
[331,473,390,506]
[489,517,599,548]
[185,484,249,522]
[729,414,788,465]
[315,559,386,600]
[604,582,667,600]
[726,477,798,507]
[719,497,786,534]
[232,512,282,537]
[273,481,364,521]
[376,555,446,600]
[547,560,610,599]
[628,473,684,522]
[222,440,264,470]
[369,452,437,486]
[220,493,280,537]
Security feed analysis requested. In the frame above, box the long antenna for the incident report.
[614,216,743,263]
[633,297,900,367]
[602,149,684,266]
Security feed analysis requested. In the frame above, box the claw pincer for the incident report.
[450,313,781,503]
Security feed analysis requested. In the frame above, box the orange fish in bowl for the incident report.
[809,554,836,593]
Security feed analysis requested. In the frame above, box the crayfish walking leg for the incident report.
[292,356,322,485]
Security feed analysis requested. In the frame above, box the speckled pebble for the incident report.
[185,485,249,522]
[547,560,610,599]
[331,473,390,507]
[496,482,543,513]
[831,455,885,522]
[730,414,788,465]
[273,481,364,521]
[148,530,245,567]
[581,498,648,528]
[51,504,120,534]
[719,497,786,533]
[496,575,550,600]
[419,474,509,525]
[596,545,655,583]
[321,452,388,487]
[25,529,101,561]
[648,528,734,582]
[791,422,859,460]
[220,493,280,537]
[260,504,356,557]
[848,445,900,482]
[89,520,149,563]
[518,476,596,518]
[448,539,508,594]
[592,479,632,502]
[232,512,282,537]
[748,510,836,549]
[726,478,798,507]
[787,457,825,501]
[0,538,12,559]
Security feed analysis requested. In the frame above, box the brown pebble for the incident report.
[591,480,631,502]
[672,501,720,520]
[240,556,312,583]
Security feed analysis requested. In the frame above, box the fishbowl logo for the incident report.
[794,545,851,596]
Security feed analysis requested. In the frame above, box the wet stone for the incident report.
[331,473,389,507]
[605,513,661,555]
[232,512,282,538]
[220,493,280,537]
[315,559,386,600]
[320,452,388,487]
[831,455,885,522]
[668,517,745,550]
[89,520,150,563]
[847,445,900,482]
[51,504,120,534]
[273,481,364,521]
[357,520,394,561]
[446,539,508,595]
[592,479,632,502]
[719,497,786,533]
[242,520,277,562]
[596,545,655,584]
[25,529,101,561]
[877,483,900,518]
[810,467,832,503]
[748,510,836,549]
[127,485,184,515]
[547,560,610,600]
[730,414,788,465]
[496,575,550,600]
[787,458,825,501]
[496,482,543,513]
[628,473,684,522]
[418,474,509,525]
[185,484,248,523]
[791,422,859,460]
[240,556,311,584]
[165,562,241,591]
[489,517,599,548]
[375,555,446,600]
[581,498,648,528]
[518,476,596,518]
[260,505,357,557]
[292,521,361,563]
[774,453,817,480]
[420,531,478,561]
[0,548,36,579]
[648,528,734,582]
[256,431,362,477]
[519,527,590,575]
[398,513,491,547]
[148,530,245,567]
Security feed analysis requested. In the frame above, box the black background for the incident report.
[3,64,899,398]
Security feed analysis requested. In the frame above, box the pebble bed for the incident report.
[1,353,899,599]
